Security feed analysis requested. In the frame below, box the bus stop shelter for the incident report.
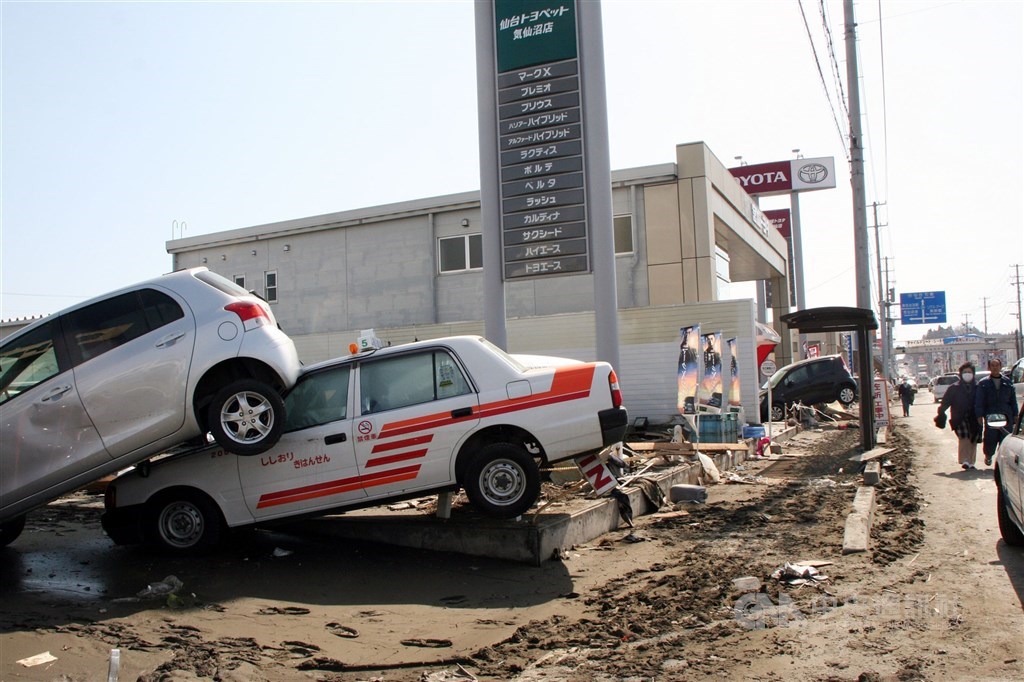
[780,307,879,450]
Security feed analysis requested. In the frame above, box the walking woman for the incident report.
[936,362,981,470]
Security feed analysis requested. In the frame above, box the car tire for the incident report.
[997,485,1024,547]
[207,379,285,456]
[148,490,223,554]
[0,515,26,547]
[770,403,786,422]
[837,384,857,407]
[464,443,540,519]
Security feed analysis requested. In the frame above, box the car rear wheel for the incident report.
[148,491,223,554]
[464,443,540,519]
[207,379,285,456]
[997,485,1024,546]
[837,384,857,406]
[0,515,26,547]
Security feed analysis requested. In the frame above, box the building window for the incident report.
[614,215,634,254]
[264,271,277,303]
[233,275,246,290]
[438,234,482,273]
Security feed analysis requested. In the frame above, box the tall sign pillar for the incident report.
[475,0,619,370]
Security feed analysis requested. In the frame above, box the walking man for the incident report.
[975,358,1018,466]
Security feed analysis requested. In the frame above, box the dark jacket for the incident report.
[974,374,1018,423]
[938,380,976,429]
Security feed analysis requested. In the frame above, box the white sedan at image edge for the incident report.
[994,407,1024,546]
[0,267,301,547]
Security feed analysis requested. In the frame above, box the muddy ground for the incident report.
[2,413,1022,681]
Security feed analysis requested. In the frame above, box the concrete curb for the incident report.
[842,486,877,554]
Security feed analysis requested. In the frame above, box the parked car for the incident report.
[102,335,629,553]
[931,373,960,402]
[993,408,1024,546]
[758,354,857,422]
[0,267,301,546]
[1009,357,1024,403]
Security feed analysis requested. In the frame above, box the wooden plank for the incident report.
[847,446,894,463]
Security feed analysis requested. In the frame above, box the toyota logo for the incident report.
[798,163,828,184]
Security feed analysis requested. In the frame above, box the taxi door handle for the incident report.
[325,433,347,445]
[451,407,473,419]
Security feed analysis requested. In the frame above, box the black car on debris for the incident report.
[759,355,858,421]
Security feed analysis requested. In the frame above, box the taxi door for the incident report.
[353,348,479,501]
[238,364,365,520]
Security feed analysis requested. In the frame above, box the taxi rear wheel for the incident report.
[148,491,223,554]
[464,443,540,519]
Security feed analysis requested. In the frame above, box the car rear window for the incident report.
[936,376,957,385]
[195,269,250,297]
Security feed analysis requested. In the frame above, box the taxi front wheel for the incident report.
[464,443,540,519]
[148,491,223,554]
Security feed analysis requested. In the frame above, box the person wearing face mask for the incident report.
[936,362,981,470]
[975,358,1018,467]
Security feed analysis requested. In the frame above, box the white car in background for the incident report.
[0,268,301,546]
[931,373,960,402]
[993,408,1024,546]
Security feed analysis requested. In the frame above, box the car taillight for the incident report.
[608,370,622,408]
[225,301,270,331]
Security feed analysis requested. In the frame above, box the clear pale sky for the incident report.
[2,0,1022,343]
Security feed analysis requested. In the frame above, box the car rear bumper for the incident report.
[101,505,147,545]
[599,407,628,445]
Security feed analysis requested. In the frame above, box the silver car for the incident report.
[0,268,300,545]
[994,408,1024,546]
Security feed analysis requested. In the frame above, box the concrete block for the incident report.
[669,484,707,503]
[842,486,877,554]
[863,461,881,486]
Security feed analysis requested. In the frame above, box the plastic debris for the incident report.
[771,562,831,586]
[17,651,57,667]
[696,453,721,483]
[136,575,183,598]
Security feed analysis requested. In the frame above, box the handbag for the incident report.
[934,412,947,429]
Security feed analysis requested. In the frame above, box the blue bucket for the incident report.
[742,425,766,439]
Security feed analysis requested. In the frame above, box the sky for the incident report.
[2,0,1022,345]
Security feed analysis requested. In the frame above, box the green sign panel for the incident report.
[495,0,578,72]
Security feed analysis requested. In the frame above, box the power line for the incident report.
[797,0,850,159]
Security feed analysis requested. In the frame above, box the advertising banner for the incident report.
[699,331,723,413]
[677,325,702,416]
[728,157,837,197]
[726,337,741,409]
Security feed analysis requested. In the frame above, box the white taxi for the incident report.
[102,335,628,553]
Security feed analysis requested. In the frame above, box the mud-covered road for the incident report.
[2,401,1022,681]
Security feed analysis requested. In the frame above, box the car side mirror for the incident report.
[986,413,1008,429]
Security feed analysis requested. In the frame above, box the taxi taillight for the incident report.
[608,370,622,408]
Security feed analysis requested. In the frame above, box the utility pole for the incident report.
[845,0,875,450]
[1013,264,1023,359]
[882,256,895,380]
[871,202,889,380]
[962,313,971,334]
[980,297,989,335]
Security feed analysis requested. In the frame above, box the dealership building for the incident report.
[167,141,795,424]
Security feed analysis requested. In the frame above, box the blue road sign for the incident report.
[900,291,947,325]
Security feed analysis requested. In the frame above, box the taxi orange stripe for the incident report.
[257,465,421,508]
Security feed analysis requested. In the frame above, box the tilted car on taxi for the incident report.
[0,267,300,547]
[102,335,628,553]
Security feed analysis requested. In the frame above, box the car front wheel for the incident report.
[770,403,786,422]
[148,491,223,554]
[997,485,1024,546]
[0,515,26,547]
[837,384,857,406]
[464,443,540,519]
[207,379,285,456]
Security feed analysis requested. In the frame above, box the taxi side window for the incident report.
[360,351,471,414]
[284,366,350,431]
[0,322,61,405]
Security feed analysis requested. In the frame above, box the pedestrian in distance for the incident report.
[897,378,916,417]
[975,358,1018,467]
[935,362,981,470]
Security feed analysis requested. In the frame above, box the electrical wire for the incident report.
[796,0,850,159]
